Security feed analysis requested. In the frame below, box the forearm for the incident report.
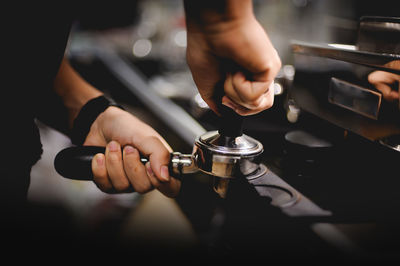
[184,0,254,32]
[183,0,281,116]
[53,57,103,129]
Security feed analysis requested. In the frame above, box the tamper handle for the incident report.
[218,105,243,137]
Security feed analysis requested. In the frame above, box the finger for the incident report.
[145,162,181,198]
[123,145,153,194]
[386,89,400,102]
[223,76,274,116]
[222,93,274,116]
[232,71,271,103]
[92,153,113,192]
[375,83,398,102]
[223,72,254,110]
[134,136,171,183]
[368,71,399,85]
[224,72,248,104]
[157,177,181,198]
[105,141,132,192]
[224,72,274,111]
[144,161,162,188]
[390,90,399,101]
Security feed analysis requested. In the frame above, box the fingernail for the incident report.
[234,71,245,79]
[160,165,170,182]
[124,145,135,154]
[96,154,104,166]
[108,141,119,152]
[146,163,154,177]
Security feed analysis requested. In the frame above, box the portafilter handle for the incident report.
[54,146,196,181]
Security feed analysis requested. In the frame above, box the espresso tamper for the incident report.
[54,107,264,197]
[193,106,263,197]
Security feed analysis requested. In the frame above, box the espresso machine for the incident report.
[263,15,400,261]
[286,16,400,221]
[55,14,400,263]
[54,104,334,262]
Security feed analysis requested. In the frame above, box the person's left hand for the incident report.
[82,106,181,198]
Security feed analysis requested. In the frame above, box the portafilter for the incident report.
[54,107,264,197]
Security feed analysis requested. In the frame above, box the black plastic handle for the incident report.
[54,146,148,181]
[218,104,244,137]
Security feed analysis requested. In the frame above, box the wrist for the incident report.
[70,96,124,145]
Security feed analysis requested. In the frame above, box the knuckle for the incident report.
[261,53,281,74]
[124,156,139,170]
[147,135,160,144]
[130,163,142,175]
[93,180,113,193]
[160,148,170,159]
[249,97,263,108]
[275,56,282,69]
[243,102,257,110]
[243,96,263,109]
[272,49,282,68]
[149,136,170,157]
[264,61,274,71]
[107,152,121,163]
[245,92,260,102]
[93,174,105,183]
[93,173,109,185]
[265,96,274,108]
[114,179,131,192]
[367,73,376,83]
[234,89,255,103]
[135,184,153,194]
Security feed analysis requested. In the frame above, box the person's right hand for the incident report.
[186,12,281,116]
[368,70,400,102]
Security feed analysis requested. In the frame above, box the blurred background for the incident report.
[28,0,399,260]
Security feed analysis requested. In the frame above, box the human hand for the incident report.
[368,70,400,102]
[83,106,180,197]
[186,13,281,115]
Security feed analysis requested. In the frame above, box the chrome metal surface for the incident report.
[197,130,263,156]
[291,47,400,141]
[291,41,400,75]
[169,131,264,179]
[193,131,263,178]
[170,152,198,175]
[167,130,264,183]
[328,77,382,120]
[357,16,400,54]
[379,134,400,152]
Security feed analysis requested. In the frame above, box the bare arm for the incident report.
[184,0,281,115]
[53,57,180,197]
[53,58,103,129]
